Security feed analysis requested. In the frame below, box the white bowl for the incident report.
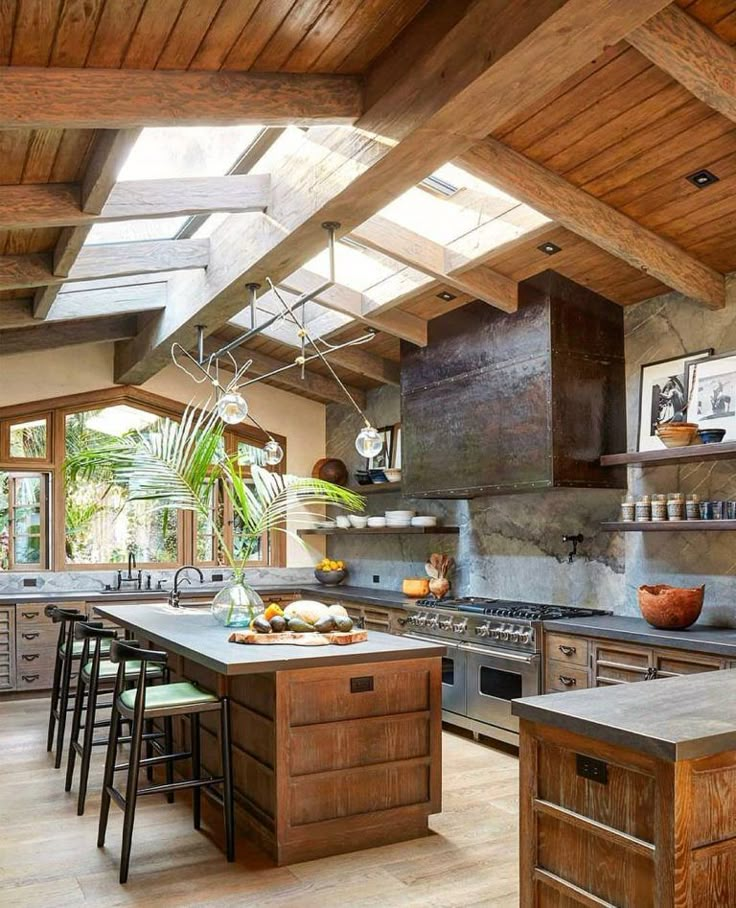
[384,468,402,482]
[349,515,368,528]
[411,516,437,527]
[335,516,351,529]
[367,517,387,528]
[385,510,415,518]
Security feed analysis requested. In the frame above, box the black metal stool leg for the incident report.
[119,696,145,885]
[144,718,154,782]
[97,697,121,849]
[220,697,235,862]
[164,716,175,804]
[77,666,101,815]
[65,667,87,791]
[54,639,76,769]
[47,647,63,752]
[191,713,201,830]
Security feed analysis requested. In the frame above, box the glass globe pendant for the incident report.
[217,390,248,425]
[263,439,284,465]
[355,425,383,458]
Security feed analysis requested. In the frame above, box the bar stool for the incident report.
[64,623,168,816]
[98,640,235,884]
[46,606,110,769]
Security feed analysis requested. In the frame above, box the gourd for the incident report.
[283,600,330,625]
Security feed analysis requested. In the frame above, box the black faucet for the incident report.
[116,548,142,590]
[562,533,584,564]
[168,565,204,608]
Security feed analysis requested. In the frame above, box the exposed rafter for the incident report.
[115,0,671,385]
[0,68,363,128]
[460,138,725,310]
[0,240,208,292]
[0,314,138,356]
[0,174,270,231]
[628,6,736,125]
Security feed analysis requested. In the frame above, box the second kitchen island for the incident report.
[94,603,444,865]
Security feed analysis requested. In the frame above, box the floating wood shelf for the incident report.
[349,482,402,495]
[601,521,736,532]
[298,526,459,537]
[601,442,736,467]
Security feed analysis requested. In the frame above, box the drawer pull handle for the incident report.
[22,654,39,661]
[559,675,577,687]
[21,611,38,619]
[22,632,40,640]
[22,674,40,682]
[558,645,577,656]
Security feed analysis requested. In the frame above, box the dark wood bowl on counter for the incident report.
[638,583,705,629]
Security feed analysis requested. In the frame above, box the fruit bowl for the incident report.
[314,568,347,586]
[638,584,704,629]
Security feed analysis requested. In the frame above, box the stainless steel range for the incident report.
[399,597,608,747]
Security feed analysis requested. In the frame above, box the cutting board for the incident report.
[228,629,368,647]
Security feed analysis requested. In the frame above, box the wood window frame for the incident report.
[0,470,50,570]
[0,386,287,572]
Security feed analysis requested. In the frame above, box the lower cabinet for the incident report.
[544,631,727,694]
[331,600,404,634]
[0,606,15,690]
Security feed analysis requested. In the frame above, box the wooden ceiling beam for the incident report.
[0,314,138,356]
[206,337,366,408]
[460,138,725,310]
[350,215,517,312]
[0,174,270,231]
[32,128,143,320]
[115,0,672,385]
[628,6,736,125]
[0,68,363,129]
[0,240,208,292]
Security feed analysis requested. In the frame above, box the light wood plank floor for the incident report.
[0,698,520,907]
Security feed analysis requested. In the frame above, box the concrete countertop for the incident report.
[513,668,736,761]
[544,614,736,659]
[94,603,444,675]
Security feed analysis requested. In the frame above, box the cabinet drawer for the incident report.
[546,633,588,667]
[545,659,589,693]
[16,668,61,691]
[17,647,56,672]
[16,604,55,626]
[654,650,722,678]
[18,625,58,650]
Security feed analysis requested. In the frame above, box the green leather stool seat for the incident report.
[61,638,112,658]
[119,681,218,713]
[81,659,163,683]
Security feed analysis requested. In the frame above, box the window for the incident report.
[64,404,179,565]
[0,471,50,570]
[9,417,48,460]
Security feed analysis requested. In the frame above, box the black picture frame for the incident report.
[366,425,394,470]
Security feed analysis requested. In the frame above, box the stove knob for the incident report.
[415,614,427,627]
[490,628,501,640]
[453,620,468,633]
[439,617,453,631]
[499,627,510,641]
[475,623,490,637]
[519,631,532,644]
[426,615,439,629]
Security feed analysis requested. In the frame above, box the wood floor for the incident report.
[0,698,520,908]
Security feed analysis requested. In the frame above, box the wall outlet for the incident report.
[576,753,608,785]
[212,572,224,582]
[22,578,38,588]
[372,575,380,584]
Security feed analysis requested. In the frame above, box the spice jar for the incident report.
[620,493,635,522]
[685,494,700,520]
[651,494,668,522]
[635,495,651,522]
[666,493,684,521]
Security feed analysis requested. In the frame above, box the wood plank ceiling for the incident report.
[1,0,735,402]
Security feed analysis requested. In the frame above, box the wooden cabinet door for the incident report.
[652,648,723,679]
[0,606,15,690]
[592,640,652,686]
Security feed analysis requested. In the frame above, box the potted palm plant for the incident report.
[65,405,364,626]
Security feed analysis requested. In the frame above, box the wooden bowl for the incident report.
[402,578,430,598]
[655,422,699,448]
[638,584,704,630]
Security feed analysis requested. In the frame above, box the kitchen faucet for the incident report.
[115,547,142,590]
[168,565,204,608]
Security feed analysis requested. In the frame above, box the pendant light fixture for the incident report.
[171,223,383,462]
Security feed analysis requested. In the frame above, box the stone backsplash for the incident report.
[326,290,736,625]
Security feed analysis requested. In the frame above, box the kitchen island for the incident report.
[94,603,444,865]
[513,671,736,907]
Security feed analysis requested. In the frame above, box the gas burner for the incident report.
[411,597,607,622]
[414,596,496,611]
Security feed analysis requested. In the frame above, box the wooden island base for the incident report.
[145,639,442,865]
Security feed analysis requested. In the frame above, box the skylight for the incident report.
[85,126,264,246]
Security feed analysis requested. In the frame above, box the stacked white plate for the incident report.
[385,509,415,528]
[411,516,437,527]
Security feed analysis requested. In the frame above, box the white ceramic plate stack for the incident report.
[385,509,415,528]
[411,516,437,527]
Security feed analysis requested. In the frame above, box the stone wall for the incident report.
[326,291,736,624]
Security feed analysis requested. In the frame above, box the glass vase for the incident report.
[211,577,265,628]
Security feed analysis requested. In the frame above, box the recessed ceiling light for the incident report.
[437,290,457,301]
[419,175,461,197]
[538,242,561,256]
[686,168,719,188]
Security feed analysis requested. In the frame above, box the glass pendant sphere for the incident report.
[355,425,383,458]
[216,391,248,425]
[263,439,284,465]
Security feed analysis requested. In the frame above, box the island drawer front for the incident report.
[288,665,432,726]
[544,659,589,693]
[289,713,431,776]
[290,761,430,826]
[17,624,58,650]
[545,633,588,667]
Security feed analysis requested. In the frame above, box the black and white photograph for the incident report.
[687,352,736,440]
[637,349,713,451]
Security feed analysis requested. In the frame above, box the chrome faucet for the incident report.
[169,565,204,608]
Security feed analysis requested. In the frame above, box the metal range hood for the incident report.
[400,270,627,498]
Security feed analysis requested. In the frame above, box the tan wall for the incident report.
[0,341,326,566]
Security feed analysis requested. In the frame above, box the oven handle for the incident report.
[456,641,540,665]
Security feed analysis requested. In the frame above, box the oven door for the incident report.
[462,644,540,735]
[404,634,467,716]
